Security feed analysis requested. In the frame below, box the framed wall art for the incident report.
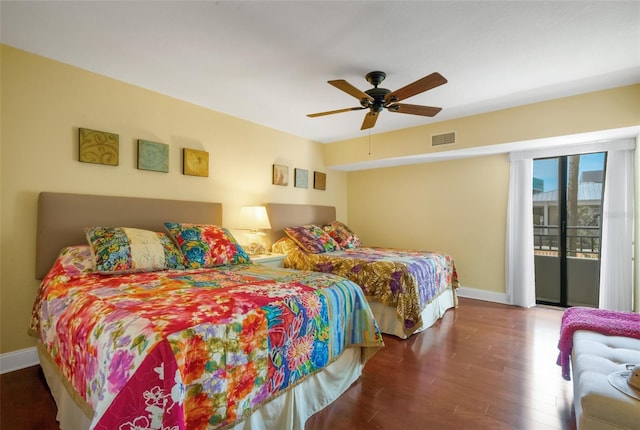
[272,164,289,186]
[79,127,119,166]
[137,139,169,172]
[294,168,308,188]
[183,148,209,177]
[313,171,326,190]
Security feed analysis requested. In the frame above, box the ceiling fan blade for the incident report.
[307,107,366,118]
[361,111,379,130]
[329,79,374,102]
[385,72,447,103]
[387,103,442,117]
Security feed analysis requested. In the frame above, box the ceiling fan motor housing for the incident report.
[361,87,391,112]
[364,71,389,112]
[364,87,391,112]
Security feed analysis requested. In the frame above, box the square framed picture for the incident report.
[313,171,326,190]
[79,128,119,166]
[137,140,169,172]
[294,168,309,188]
[273,164,289,186]
[183,148,209,177]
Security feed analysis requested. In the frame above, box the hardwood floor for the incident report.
[0,298,576,430]
[307,298,576,430]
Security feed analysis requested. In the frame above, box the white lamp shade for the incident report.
[237,206,271,230]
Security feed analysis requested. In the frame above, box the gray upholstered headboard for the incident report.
[36,192,223,279]
[265,203,336,245]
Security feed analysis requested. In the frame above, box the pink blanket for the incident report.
[557,306,640,380]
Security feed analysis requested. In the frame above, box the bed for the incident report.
[265,203,459,339]
[29,192,383,430]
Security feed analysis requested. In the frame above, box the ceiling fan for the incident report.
[307,71,447,130]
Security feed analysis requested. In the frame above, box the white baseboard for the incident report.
[0,346,39,374]
[456,286,510,305]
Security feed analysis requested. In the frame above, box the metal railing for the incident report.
[533,225,601,259]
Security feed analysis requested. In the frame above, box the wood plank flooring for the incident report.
[0,298,576,429]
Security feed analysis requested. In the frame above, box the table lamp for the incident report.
[237,205,271,255]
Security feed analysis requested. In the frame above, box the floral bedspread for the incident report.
[30,257,383,430]
[274,238,459,335]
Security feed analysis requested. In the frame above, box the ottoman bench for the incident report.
[571,330,640,430]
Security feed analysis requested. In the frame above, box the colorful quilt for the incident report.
[273,238,459,336]
[30,255,383,430]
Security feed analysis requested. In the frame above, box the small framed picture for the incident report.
[137,140,168,172]
[314,171,326,190]
[273,164,289,186]
[79,128,119,166]
[294,168,309,188]
[183,148,209,177]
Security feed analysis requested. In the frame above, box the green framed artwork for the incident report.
[183,148,209,177]
[314,171,326,190]
[79,128,119,166]
[294,168,308,188]
[137,140,169,172]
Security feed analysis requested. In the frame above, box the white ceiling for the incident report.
[2,1,639,144]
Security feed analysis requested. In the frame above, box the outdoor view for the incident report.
[532,152,606,307]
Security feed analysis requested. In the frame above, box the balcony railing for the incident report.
[533,225,601,259]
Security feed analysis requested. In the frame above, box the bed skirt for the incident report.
[38,345,364,430]
[368,286,457,339]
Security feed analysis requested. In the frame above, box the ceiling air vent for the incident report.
[431,131,456,147]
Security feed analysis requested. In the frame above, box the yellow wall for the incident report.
[0,45,347,354]
[335,85,639,297]
[348,155,509,293]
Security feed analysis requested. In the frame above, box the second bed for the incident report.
[266,203,459,339]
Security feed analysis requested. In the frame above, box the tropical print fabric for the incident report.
[322,221,362,249]
[30,255,383,430]
[273,237,459,337]
[57,245,95,276]
[164,223,251,268]
[85,227,185,274]
[284,225,341,254]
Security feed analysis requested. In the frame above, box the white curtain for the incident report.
[506,158,536,307]
[506,139,635,309]
[599,148,635,311]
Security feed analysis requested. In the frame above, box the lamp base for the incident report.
[242,230,269,255]
[244,242,268,256]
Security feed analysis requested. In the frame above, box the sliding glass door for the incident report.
[532,152,606,307]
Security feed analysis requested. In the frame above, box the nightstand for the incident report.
[251,253,286,268]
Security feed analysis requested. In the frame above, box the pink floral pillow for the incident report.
[323,221,361,249]
[284,225,341,254]
[164,223,250,268]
